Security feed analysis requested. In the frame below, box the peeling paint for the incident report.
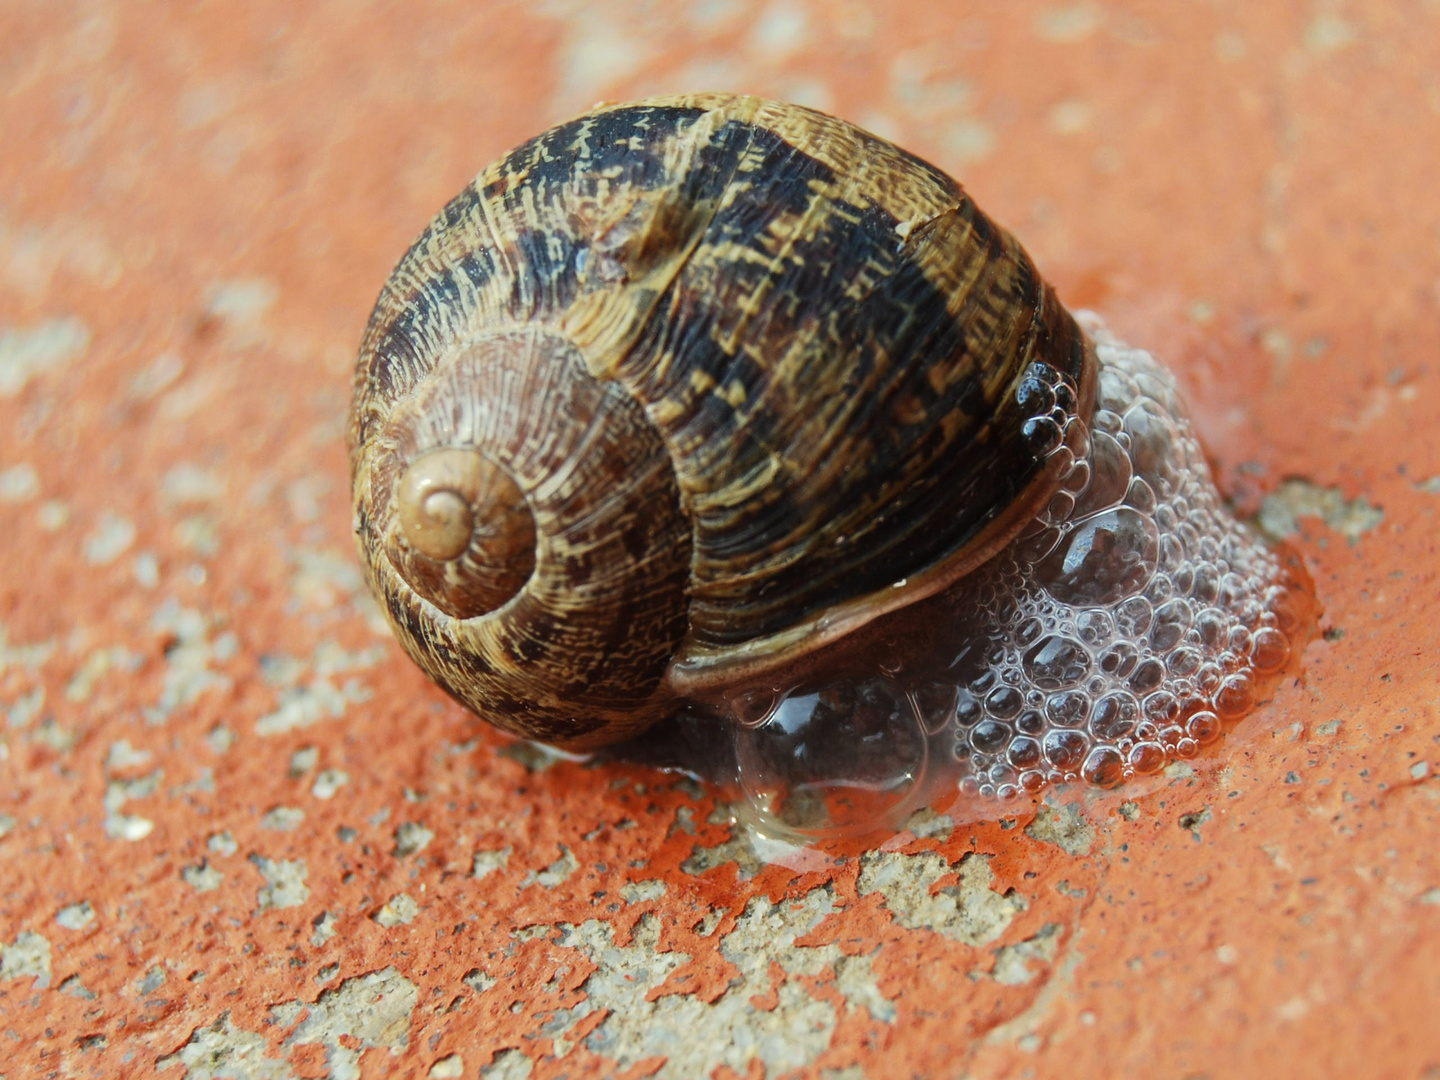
[0,930,52,988]
[283,967,418,1078]
[0,316,89,397]
[251,855,309,910]
[859,850,1026,945]
[1257,479,1384,544]
[157,1013,291,1079]
[1024,800,1095,857]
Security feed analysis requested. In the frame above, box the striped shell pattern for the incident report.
[348,93,1095,750]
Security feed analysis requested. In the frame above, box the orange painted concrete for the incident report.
[1,2,1438,1078]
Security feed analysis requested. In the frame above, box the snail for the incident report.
[349,93,1310,833]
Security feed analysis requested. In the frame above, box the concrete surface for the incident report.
[1,2,1438,1077]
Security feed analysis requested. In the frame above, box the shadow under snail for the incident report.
[349,93,1312,837]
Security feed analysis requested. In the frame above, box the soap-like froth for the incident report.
[733,316,1307,835]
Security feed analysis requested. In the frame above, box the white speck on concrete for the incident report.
[69,647,143,702]
[7,686,44,729]
[1035,5,1100,43]
[473,847,511,879]
[204,278,277,326]
[55,901,95,930]
[182,862,224,893]
[208,830,238,855]
[373,893,420,927]
[1,930,52,987]
[620,879,666,903]
[161,463,226,506]
[255,677,371,735]
[252,854,309,910]
[127,352,185,401]
[104,769,161,840]
[145,600,233,724]
[82,510,136,565]
[990,924,1062,985]
[750,0,811,56]
[107,813,154,841]
[858,850,1027,946]
[156,1012,291,1079]
[312,769,349,799]
[1048,98,1093,134]
[548,886,871,1077]
[104,739,153,771]
[288,745,319,775]
[524,847,578,888]
[283,967,418,1080]
[549,7,652,113]
[430,1054,464,1079]
[393,821,434,857]
[0,316,89,397]
[290,549,370,611]
[772,76,832,112]
[482,1049,534,1079]
[464,968,496,994]
[37,500,70,531]
[0,624,55,673]
[311,911,339,946]
[1304,13,1355,54]
[0,463,39,502]
[1258,479,1383,544]
[59,974,97,1000]
[1025,800,1095,856]
[260,806,305,831]
[688,0,743,31]
[175,514,220,556]
[255,638,384,736]
[133,551,161,587]
[943,119,996,165]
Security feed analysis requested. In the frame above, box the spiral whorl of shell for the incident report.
[349,93,1095,747]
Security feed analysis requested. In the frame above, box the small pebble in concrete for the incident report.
[373,893,419,927]
[251,855,309,910]
[55,901,95,930]
[0,316,89,397]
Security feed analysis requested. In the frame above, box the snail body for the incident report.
[350,94,1306,829]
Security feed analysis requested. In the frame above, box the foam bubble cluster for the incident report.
[731,317,1309,835]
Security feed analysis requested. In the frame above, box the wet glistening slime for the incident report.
[631,315,1315,842]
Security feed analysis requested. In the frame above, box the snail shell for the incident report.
[350,93,1097,749]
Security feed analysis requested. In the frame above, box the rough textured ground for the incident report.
[2,2,1438,1078]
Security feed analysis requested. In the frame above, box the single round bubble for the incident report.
[1187,710,1222,744]
[1251,627,1290,673]
[1043,728,1090,771]
[1008,736,1043,769]
[1038,507,1160,606]
[735,676,927,837]
[985,685,1024,719]
[1129,742,1167,774]
[912,682,959,734]
[1023,635,1092,689]
[1071,431,1133,517]
[1214,674,1254,720]
[969,719,1012,754]
[1081,746,1126,787]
